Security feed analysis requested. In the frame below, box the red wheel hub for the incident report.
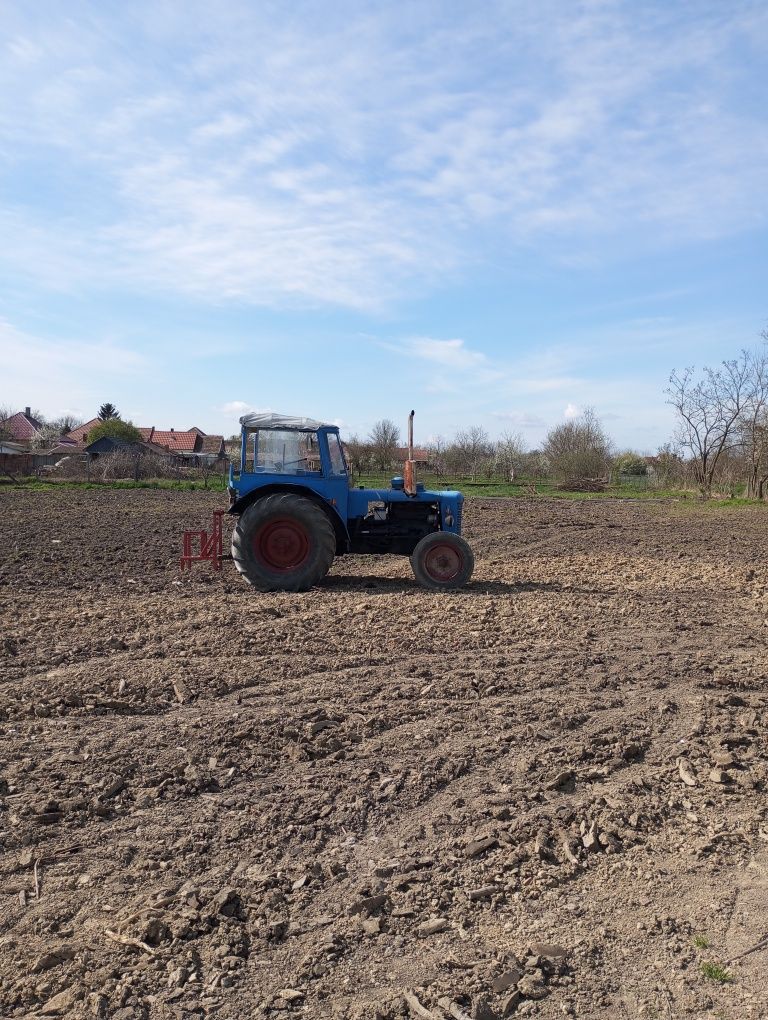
[253,518,310,571]
[424,543,463,582]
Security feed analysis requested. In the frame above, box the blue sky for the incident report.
[1,0,766,450]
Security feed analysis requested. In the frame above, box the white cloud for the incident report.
[0,3,765,308]
[564,402,580,419]
[220,401,267,418]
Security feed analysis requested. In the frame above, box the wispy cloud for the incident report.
[0,318,147,414]
[0,319,145,374]
[382,335,504,394]
[0,2,765,309]
[491,410,547,429]
[406,337,488,370]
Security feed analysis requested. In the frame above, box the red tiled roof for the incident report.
[143,441,175,456]
[64,418,101,442]
[0,410,44,442]
[198,434,224,455]
[49,442,86,455]
[152,430,198,451]
[395,446,430,462]
[138,427,155,442]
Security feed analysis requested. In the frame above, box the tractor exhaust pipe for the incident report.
[404,409,416,496]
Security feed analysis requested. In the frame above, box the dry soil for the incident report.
[1,489,767,1020]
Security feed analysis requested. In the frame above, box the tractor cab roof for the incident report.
[239,412,334,431]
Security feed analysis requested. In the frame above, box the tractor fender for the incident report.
[229,484,349,555]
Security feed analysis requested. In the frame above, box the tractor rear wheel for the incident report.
[410,532,474,590]
[232,494,336,592]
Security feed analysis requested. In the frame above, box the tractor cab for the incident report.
[229,413,350,515]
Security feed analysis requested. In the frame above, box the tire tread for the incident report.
[232,493,335,592]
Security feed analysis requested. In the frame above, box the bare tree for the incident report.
[520,448,549,479]
[738,341,768,499]
[421,435,443,477]
[343,434,372,479]
[0,404,18,439]
[543,407,613,482]
[667,353,754,497]
[495,431,526,481]
[448,426,493,480]
[652,442,687,488]
[52,413,83,436]
[367,419,401,471]
[28,413,84,448]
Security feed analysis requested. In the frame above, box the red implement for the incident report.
[180,509,224,571]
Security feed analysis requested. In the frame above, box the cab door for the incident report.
[319,428,350,522]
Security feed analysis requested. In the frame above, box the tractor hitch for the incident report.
[180,509,226,571]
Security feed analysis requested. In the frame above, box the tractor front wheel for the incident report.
[410,532,474,591]
[232,494,336,592]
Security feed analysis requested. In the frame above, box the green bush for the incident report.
[86,419,142,444]
[614,452,648,476]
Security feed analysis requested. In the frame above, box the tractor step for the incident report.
[180,510,225,571]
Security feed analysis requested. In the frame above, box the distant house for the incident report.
[84,436,142,456]
[395,446,430,466]
[49,441,87,457]
[150,429,199,454]
[140,429,225,462]
[196,434,225,460]
[0,440,27,455]
[61,418,101,444]
[0,407,44,443]
[0,439,35,477]
[83,437,170,460]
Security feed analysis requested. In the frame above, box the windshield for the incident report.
[252,429,321,473]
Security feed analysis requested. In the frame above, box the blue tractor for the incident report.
[215,411,474,592]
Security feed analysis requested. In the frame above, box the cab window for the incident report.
[327,433,347,476]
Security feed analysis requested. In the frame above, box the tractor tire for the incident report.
[410,532,474,591]
[232,493,336,592]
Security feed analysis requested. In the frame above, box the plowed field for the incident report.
[1,489,767,1020]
